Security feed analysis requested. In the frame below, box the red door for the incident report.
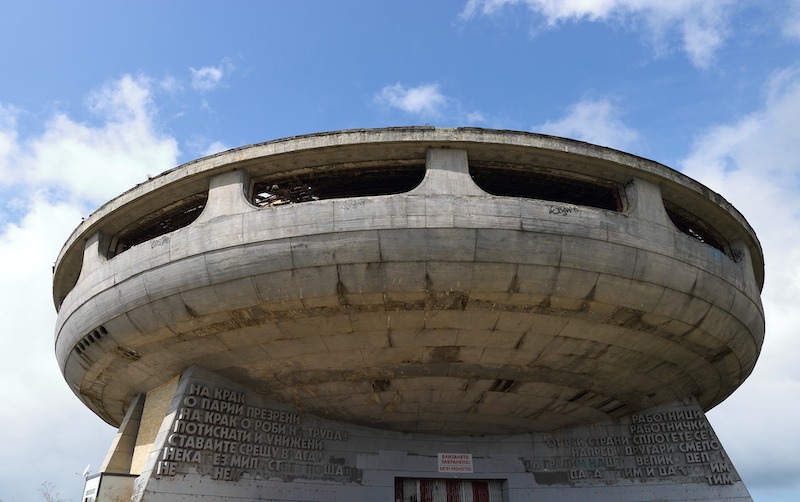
[395,479,502,502]
[472,481,490,502]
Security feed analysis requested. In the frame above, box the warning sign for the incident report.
[438,453,473,473]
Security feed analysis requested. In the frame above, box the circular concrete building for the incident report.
[57,128,763,502]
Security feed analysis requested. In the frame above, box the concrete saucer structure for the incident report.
[55,127,763,501]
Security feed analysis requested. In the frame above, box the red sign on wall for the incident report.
[438,453,473,473]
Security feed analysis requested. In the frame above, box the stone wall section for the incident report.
[131,376,179,474]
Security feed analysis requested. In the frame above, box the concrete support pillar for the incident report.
[730,237,761,299]
[624,177,672,226]
[195,169,254,223]
[78,231,109,281]
[100,393,144,474]
[410,148,486,196]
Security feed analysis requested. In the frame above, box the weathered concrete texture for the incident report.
[100,393,144,475]
[54,129,763,438]
[131,376,180,474]
[96,366,751,502]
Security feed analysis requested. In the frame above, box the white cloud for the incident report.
[373,82,487,124]
[466,110,487,123]
[460,0,738,68]
[190,65,225,92]
[0,197,113,498]
[0,102,18,129]
[783,0,800,40]
[0,104,20,180]
[0,74,180,501]
[159,74,184,95]
[375,82,448,117]
[202,140,229,157]
[534,98,639,150]
[1,75,180,206]
[682,65,800,491]
[185,135,230,159]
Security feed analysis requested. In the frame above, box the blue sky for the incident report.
[1,1,799,501]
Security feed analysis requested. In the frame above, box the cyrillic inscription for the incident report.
[531,405,736,487]
[155,382,360,483]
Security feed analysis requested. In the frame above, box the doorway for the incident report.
[395,478,504,502]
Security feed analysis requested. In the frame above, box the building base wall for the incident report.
[96,366,750,502]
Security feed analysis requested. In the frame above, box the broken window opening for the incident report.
[664,203,727,254]
[469,163,624,211]
[251,164,426,207]
[108,193,208,258]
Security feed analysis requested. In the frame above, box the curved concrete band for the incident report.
[53,128,764,435]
